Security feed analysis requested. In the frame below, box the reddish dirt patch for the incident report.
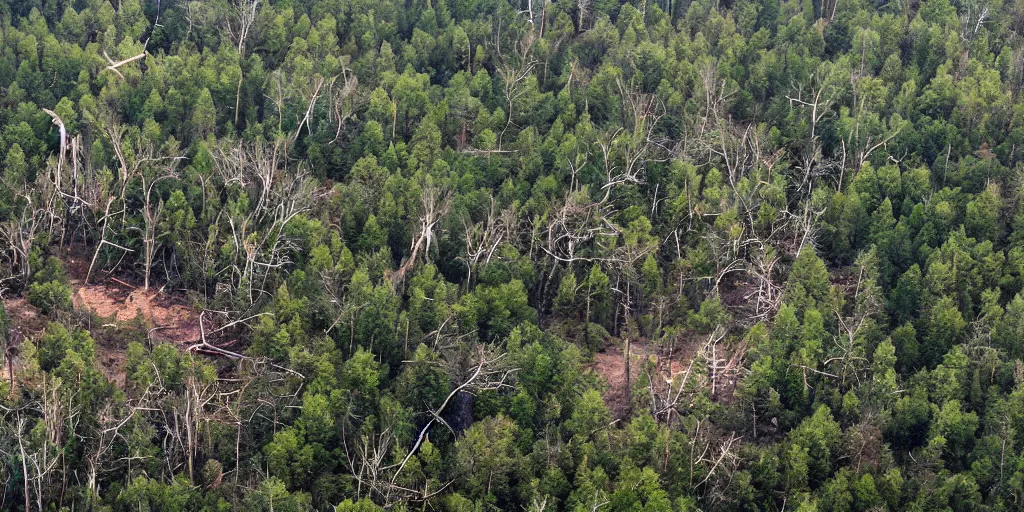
[95,338,128,388]
[1,296,44,394]
[3,296,47,336]
[591,341,687,419]
[73,279,202,387]
[590,336,747,418]
[72,280,201,345]
[592,344,632,419]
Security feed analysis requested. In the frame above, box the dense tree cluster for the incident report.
[3,0,1024,510]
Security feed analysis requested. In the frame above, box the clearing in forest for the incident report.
[71,279,201,345]
[590,336,745,419]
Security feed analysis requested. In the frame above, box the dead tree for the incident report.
[495,30,537,150]
[647,327,727,423]
[91,117,185,287]
[223,0,263,124]
[267,61,360,146]
[328,64,360,144]
[346,343,515,507]
[826,253,883,389]
[1,203,48,283]
[394,185,452,284]
[41,110,67,178]
[596,79,669,203]
[786,69,840,194]
[677,62,819,322]
[291,75,327,143]
[103,50,148,80]
[140,159,182,290]
[213,138,315,306]
[958,0,991,75]
[542,188,620,266]
[225,0,261,56]
[576,0,592,31]
[463,198,519,286]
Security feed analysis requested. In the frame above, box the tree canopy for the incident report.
[3,0,1024,510]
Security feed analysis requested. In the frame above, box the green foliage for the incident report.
[455,414,521,502]
[37,321,94,372]
[6,0,1024,510]
[27,256,72,314]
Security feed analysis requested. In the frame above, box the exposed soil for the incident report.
[1,297,44,394]
[94,333,129,388]
[591,340,691,419]
[2,277,202,388]
[63,245,202,345]
[592,343,639,419]
[1,248,205,389]
[4,296,47,336]
[589,335,746,419]
[72,279,202,344]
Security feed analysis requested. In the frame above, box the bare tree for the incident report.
[328,64,360,144]
[140,159,182,290]
[495,30,537,150]
[103,50,148,81]
[394,184,452,284]
[90,117,185,288]
[0,202,49,283]
[224,0,261,56]
[213,138,315,306]
[786,68,841,194]
[345,344,516,507]
[463,198,520,286]
[958,0,991,74]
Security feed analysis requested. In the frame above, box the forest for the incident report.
[2,0,1024,510]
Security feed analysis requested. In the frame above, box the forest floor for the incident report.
[592,339,695,419]
[71,278,202,386]
[591,336,745,419]
[3,251,203,387]
[62,247,202,345]
[71,279,202,344]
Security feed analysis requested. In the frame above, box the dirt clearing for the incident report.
[72,279,201,344]
[589,336,746,419]
[591,340,688,419]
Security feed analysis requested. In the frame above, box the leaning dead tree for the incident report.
[82,343,302,495]
[265,59,360,145]
[784,63,850,195]
[494,27,537,150]
[224,0,261,56]
[0,185,55,284]
[346,344,515,507]
[327,63,360,144]
[676,61,823,321]
[394,184,452,284]
[462,198,520,286]
[103,50,147,80]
